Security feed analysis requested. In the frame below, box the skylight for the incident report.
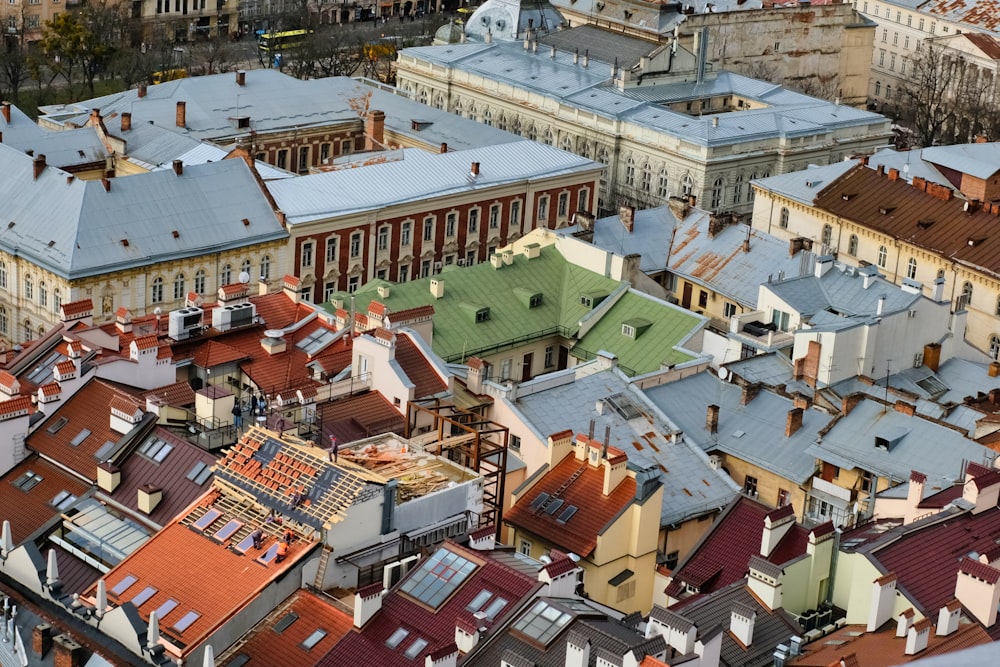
[130,586,157,607]
[512,599,573,645]
[483,596,508,620]
[404,638,428,660]
[186,461,213,485]
[399,547,478,609]
[172,611,201,633]
[155,599,179,619]
[138,437,173,463]
[296,328,337,356]
[273,612,299,634]
[301,629,327,650]
[50,491,77,511]
[69,429,92,447]
[110,574,138,596]
[386,628,409,649]
[466,590,492,613]
[13,470,43,491]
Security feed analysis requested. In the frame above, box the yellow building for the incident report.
[504,431,664,615]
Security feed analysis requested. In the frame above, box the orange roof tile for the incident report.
[0,371,17,389]
[220,283,250,298]
[190,340,251,369]
[55,360,76,375]
[395,332,446,398]
[132,335,158,350]
[505,454,636,557]
[61,299,93,316]
[368,301,388,317]
[39,383,61,397]
[143,381,196,408]
[0,395,32,417]
[788,621,991,666]
[0,455,90,543]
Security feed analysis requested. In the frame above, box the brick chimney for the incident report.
[785,407,803,437]
[52,634,83,667]
[888,167,900,181]
[740,382,760,406]
[121,112,131,132]
[236,70,246,86]
[33,153,46,180]
[137,84,147,98]
[32,624,53,659]
[894,400,916,416]
[440,142,448,153]
[172,159,183,176]
[365,110,385,150]
[1,101,10,123]
[176,101,186,128]
[706,404,719,434]
[842,392,864,415]
[923,342,941,371]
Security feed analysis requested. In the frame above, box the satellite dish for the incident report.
[238,271,251,284]
[717,367,731,381]
[153,307,162,315]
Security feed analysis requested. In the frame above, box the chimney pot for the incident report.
[440,142,448,153]
[1,101,10,123]
[33,154,46,180]
[706,404,719,434]
[101,178,111,192]
[121,112,131,132]
[137,84,147,98]
[785,407,804,437]
[175,100,186,128]
[172,159,183,176]
[471,162,480,176]
[236,70,246,86]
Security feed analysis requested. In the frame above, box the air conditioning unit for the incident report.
[212,302,257,332]
[457,258,466,266]
[434,261,443,271]
[168,307,204,340]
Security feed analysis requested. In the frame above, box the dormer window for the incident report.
[622,323,636,338]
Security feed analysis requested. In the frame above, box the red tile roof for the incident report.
[0,371,17,390]
[321,392,405,444]
[0,396,32,418]
[787,621,991,666]
[959,558,1000,585]
[28,379,144,480]
[395,332,447,398]
[190,340,251,369]
[143,381,196,408]
[0,455,90,543]
[669,496,810,603]
[61,299,93,317]
[218,589,353,667]
[321,541,541,667]
[505,454,636,558]
[133,335,158,350]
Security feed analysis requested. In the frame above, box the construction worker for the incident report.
[275,540,289,563]
[250,528,264,550]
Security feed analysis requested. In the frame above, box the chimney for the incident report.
[365,110,386,150]
[430,279,445,299]
[1,101,9,123]
[842,392,863,415]
[121,112,131,132]
[990,361,1000,378]
[602,449,628,496]
[33,153,46,180]
[467,525,496,551]
[175,101,186,128]
[888,167,900,181]
[761,505,795,556]
[465,357,486,394]
[936,600,962,636]
[740,382,760,406]
[440,142,448,153]
[894,400,915,416]
[730,603,756,647]
[101,177,111,192]
[905,470,926,524]
[236,70,246,86]
[748,556,783,611]
[793,393,811,410]
[137,484,163,514]
[923,342,941,372]
[706,404,719,434]
[565,632,590,667]
[471,161,480,177]
[137,84,147,98]
[52,634,83,667]
[955,558,1000,627]
[353,583,384,628]
[427,645,458,667]
[896,608,914,638]
[455,614,481,654]
[912,175,927,192]
[789,237,804,256]
[96,462,121,492]
[905,618,931,655]
[620,204,635,232]
[785,408,803,437]
[814,255,834,278]
[867,573,898,631]
[33,624,53,659]
[172,159,183,176]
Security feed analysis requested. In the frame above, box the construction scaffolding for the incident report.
[405,399,510,536]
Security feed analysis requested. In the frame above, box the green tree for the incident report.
[39,1,129,97]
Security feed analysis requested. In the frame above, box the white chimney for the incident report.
[430,279,445,299]
[455,616,480,654]
[426,645,459,667]
[955,558,1000,627]
[876,295,886,317]
[814,255,834,278]
[896,608,914,638]
[747,556,783,611]
[467,525,496,551]
[936,600,962,636]
[730,603,756,647]
[760,504,796,557]
[867,573,898,632]
[905,470,926,525]
[646,607,696,655]
[905,618,931,655]
[353,583,384,628]
[932,277,946,302]
[565,631,590,667]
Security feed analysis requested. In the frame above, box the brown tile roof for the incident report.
[218,589,353,667]
[963,32,1000,60]
[787,621,991,666]
[958,557,1000,584]
[395,332,447,398]
[505,454,637,557]
[190,340,251,368]
[61,299,93,316]
[321,392,406,444]
[28,379,144,480]
[814,164,1000,278]
[0,455,90,543]
[142,381,196,408]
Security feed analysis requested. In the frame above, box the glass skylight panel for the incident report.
[404,638,428,659]
[385,628,409,649]
[301,629,327,650]
[130,586,157,607]
[93,441,117,461]
[27,350,63,385]
[212,519,243,542]
[14,471,43,491]
[273,612,299,633]
[483,596,508,620]
[47,416,68,434]
[399,547,478,609]
[51,491,77,511]
[172,611,201,633]
[69,429,92,447]
[544,499,564,515]
[63,498,151,565]
[155,599,179,619]
[529,492,550,510]
[512,599,573,645]
[297,329,336,356]
[557,506,578,524]
[186,462,213,485]
[110,574,138,596]
[466,590,492,613]
[139,438,173,463]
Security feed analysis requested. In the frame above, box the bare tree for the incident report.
[288,27,365,79]
[0,6,31,103]
[902,44,957,147]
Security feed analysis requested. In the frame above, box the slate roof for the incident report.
[0,455,91,544]
[506,453,641,557]
[511,366,738,525]
[807,398,988,485]
[218,589,353,667]
[471,597,667,667]
[28,379,146,480]
[672,581,802,667]
[321,541,542,666]
[668,496,812,601]
[644,370,831,485]
[0,144,286,280]
[751,161,857,206]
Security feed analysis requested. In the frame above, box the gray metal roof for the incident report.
[867,148,952,190]
[562,205,682,275]
[536,25,662,69]
[268,140,601,225]
[0,144,287,279]
[919,142,1000,181]
[765,262,920,325]
[643,371,828,484]
[807,398,984,484]
[723,353,815,396]
[934,358,1000,405]
[401,41,887,148]
[751,160,856,206]
[510,366,739,525]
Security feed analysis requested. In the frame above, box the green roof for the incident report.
[574,291,702,374]
[324,244,704,374]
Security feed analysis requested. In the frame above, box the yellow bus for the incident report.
[257,29,313,56]
[151,68,187,85]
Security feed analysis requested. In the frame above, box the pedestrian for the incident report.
[284,529,294,544]
[250,528,264,550]
[260,395,269,416]
[249,394,259,417]
[232,402,243,430]
[330,434,339,462]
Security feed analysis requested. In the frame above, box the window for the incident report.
[510,201,522,228]
[24,276,32,300]
[779,207,789,228]
[904,35,910,48]
[298,146,309,173]
[733,174,744,204]
[347,276,359,293]
[990,335,1000,360]
[173,274,185,300]
[22,320,30,341]
[918,18,924,31]
[544,346,554,368]
[0,261,6,288]
[710,177,723,209]
[399,265,409,283]
[848,234,859,256]
[893,31,898,45]
[326,237,338,262]
[194,270,206,294]
[301,242,314,267]
[875,80,881,96]
[641,165,652,193]
[777,489,790,506]
[445,213,457,237]
[421,260,431,278]
[682,174,694,196]
[877,245,888,268]
[578,188,589,212]
[51,490,77,510]
[220,264,232,285]
[860,470,876,494]
[723,302,737,318]
[995,296,1000,317]
[771,309,790,331]
[624,158,636,187]
[657,169,669,198]
[301,629,327,651]
[320,143,331,163]
[341,139,353,155]
[423,217,434,242]
[151,277,164,303]
[377,227,388,251]
[404,638,428,659]
[961,281,973,308]
[489,204,500,229]
[518,539,531,556]
[698,290,708,308]
[558,193,569,218]
[14,470,43,491]
[743,475,758,497]
[906,257,917,280]
[622,323,636,338]
[0,306,6,334]
[882,28,887,42]
[821,224,832,247]
[39,282,47,307]
[616,580,637,603]
[386,628,409,649]
[537,196,549,222]
[468,209,479,233]
[276,150,288,170]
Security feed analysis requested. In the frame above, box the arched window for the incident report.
[733,174,744,204]
[173,273,185,300]
[22,319,31,341]
[483,109,493,127]
[241,260,252,280]
[779,207,789,228]
[39,281,47,307]
[936,268,946,280]
[848,234,859,255]
[657,168,669,198]
[962,281,973,307]
[560,135,573,152]
[682,174,694,196]
[0,262,6,289]
[543,128,555,146]
[53,288,61,312]
[624,158,636,187]
[906,257,917,280]
[151,277,164,303]
[579,141,591,160]
[711,177,724,209]
[877,245,888,268]
[991,334,1000,360]
[885,84,892,99]
[748,172,757,203]
[875,80,881,96]
[260,256,271,280]
[0,306,7,334]
[641,163,652,193]
[194,270,206,294]
[24,275,32,300]
[220,264,232,286]
[821,224,833,247]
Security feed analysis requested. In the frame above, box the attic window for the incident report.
[580,291,608,308]
[301,629,327,650]
[622,323,636,338]
[47,416,69,434]
[514,287,543,309]
[51,490,77,510]
[529,294,542,308]
[47,240,55,247]
[13,470,43,491]
[476,308,490,322]
[621,318,652,339]
[879,206,895,215]
[404,638,428,659]
[7,221,14,229]
[841,193,856,201]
